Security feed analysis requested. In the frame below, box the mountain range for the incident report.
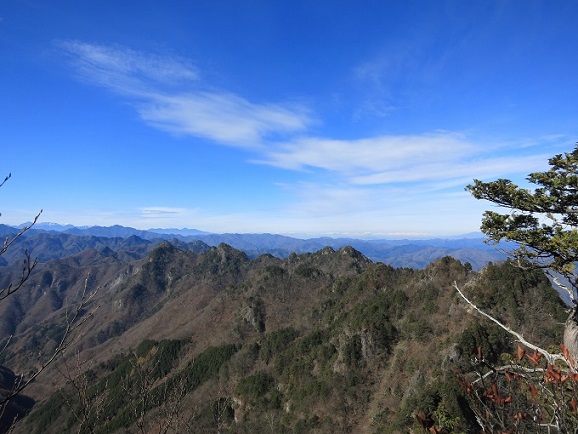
[6,223,508,270]
[0,222,558,433]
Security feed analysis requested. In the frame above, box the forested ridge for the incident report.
[0,239,566,433]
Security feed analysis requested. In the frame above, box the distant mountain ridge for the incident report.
[5,223,507,270]
[17,222,210,237]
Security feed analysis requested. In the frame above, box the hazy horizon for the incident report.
[7,220,485,241]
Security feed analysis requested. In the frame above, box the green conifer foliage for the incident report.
[467,145,578,298]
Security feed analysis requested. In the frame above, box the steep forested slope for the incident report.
[0,242,566,433]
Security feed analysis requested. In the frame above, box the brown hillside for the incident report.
[0,243,567,433]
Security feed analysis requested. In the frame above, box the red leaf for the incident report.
[526,351,542,366]
[561,343,576,367]
[516,344,526,360]
[545,365,562,383]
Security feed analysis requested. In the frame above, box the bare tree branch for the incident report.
[453,281,568,367]
[549,273,576,303]
[0,210,42,257]
[0,174,11,190]
[0,275,100,407]
[57,352,109,434]
[0,209,43,302]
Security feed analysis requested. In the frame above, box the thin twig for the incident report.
[0,210,42,256]
[0,274,99,406]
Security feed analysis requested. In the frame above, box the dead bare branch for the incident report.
[0,210,42,257]
[0,274,100,407]
[0,209,43,302]
[57,352,109,434]
[549,273,576,303]
[0,174,11,190]
[453,281,568,367]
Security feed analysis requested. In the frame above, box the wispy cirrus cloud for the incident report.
[257,132,558,187]
[140,207,190,218]
[57,40,199,92]
[138,92,310,147]
[57,41,311,148]
[57,41,568,193]
[258,132,472,173]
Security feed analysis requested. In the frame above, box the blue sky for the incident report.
[2,1,578,237]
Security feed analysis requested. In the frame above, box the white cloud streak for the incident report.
[138,92,310,147]
[257,133,558,187]
[258,132,472,173]
[57,41,311,148]
[58,40,199,92]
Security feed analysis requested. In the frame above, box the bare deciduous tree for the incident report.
[122,352,193,434]
[0,174,100,431]
[58,352,109,434]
